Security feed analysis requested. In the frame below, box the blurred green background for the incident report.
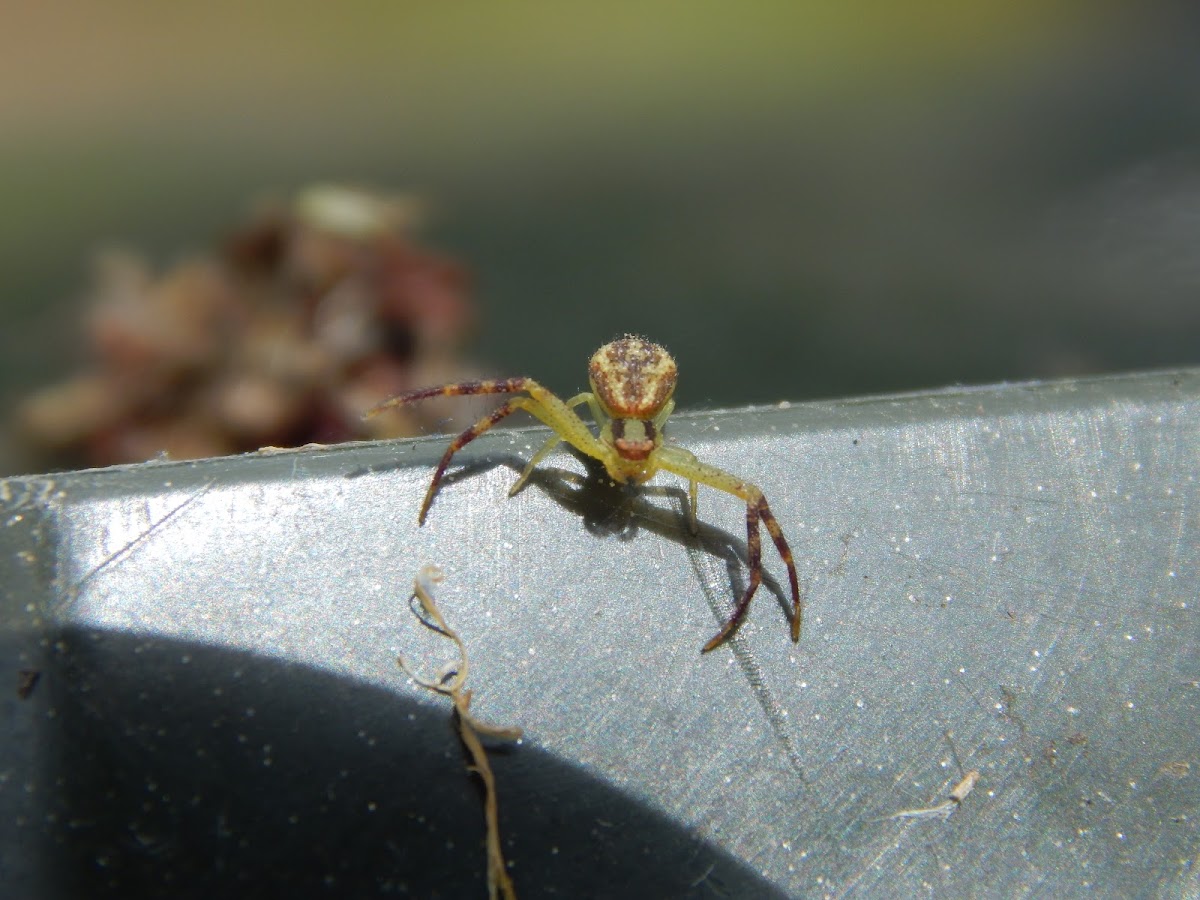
[3,2,1199,473]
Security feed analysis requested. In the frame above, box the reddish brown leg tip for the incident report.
[415,481,440,526]
[701,618,740,653]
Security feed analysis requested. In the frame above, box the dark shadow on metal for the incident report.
[37,627,788,900]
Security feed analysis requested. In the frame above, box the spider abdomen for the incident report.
[588,336,677,419]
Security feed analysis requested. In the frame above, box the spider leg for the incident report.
[367,377,543,523]
[661,446,701,534]
[656,447,801,651]
[510,389,613,470]
[365,377,535,417]
[703,492,800,647]
[652,402,699,534]
[702,497,763,651]
[757,496,802,642]
[368,378,614,523]
[581,392,607,426]
[419,397,526,523]
[508,392,595,497]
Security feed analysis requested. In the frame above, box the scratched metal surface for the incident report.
[2,369,1198,898]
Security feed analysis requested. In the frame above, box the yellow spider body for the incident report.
[368,335,801,652]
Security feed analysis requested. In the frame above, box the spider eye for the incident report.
[612,418,656,461]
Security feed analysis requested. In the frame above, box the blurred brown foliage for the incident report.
[17,186,479,470]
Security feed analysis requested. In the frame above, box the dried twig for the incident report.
[881,770,981,821]
[399,565,521,900]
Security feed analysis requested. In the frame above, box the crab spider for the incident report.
[367,336,801,652]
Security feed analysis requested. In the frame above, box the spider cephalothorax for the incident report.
[368,335,801,652]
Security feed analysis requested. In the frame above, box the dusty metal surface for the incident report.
[3,369,1198,898]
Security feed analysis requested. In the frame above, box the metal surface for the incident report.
[3,369,1198,898]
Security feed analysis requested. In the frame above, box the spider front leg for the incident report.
[656,446,801,651]
[367,378,610,524]
[661,445,702,535]
[508,392,600,497]
[650,402,700,535]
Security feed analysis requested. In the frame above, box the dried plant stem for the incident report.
[399,565,521,900]
[881,770,981,821]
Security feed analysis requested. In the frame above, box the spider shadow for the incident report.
[428,448,795,642]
